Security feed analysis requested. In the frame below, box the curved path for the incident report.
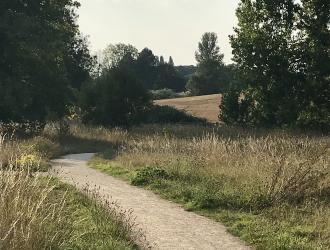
[51,154,250,250]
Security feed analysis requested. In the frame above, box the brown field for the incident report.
[155,94,222,123]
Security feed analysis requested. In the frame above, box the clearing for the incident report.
[155,94,221,123]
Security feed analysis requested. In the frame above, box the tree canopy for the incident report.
[0,0,94,123]
[220,0,330,129]
[186,32,229,95]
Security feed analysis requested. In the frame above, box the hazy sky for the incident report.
[77,0,240,66]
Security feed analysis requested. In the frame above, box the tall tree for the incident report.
[101,43,138,70]
[168,56,174,66]
[159,56,165,65]
[221,0,329,129]
[135,48,158,89]
[195,32,224,65]
[186,32,227,95]
[296,0,330,127]
[0,0,93,123]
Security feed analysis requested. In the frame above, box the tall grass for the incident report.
[116,130,329,207]
[0,133,146,249]
[0,170,69,249]
[87,124,330,249]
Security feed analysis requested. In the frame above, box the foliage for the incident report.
[219,90,241,125]
[222,0,330,130]
[175,65,197,78]
[154,63,186,91]
[101,43,139,70]
[150,89,180,100]
[168,56,174,67]
[98,44,185,91]
[131,166,171,186]
[186,32,230,95]
[79,68,151,127]
[0,0,94,123]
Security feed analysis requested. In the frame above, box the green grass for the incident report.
[50,179,142,250]
[91,158,329,250]
[87,124,329,250]
[0,171,143,249]
[3,122,328,249]
[0,127,145,249]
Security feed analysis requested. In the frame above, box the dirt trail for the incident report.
[51,154,250,250]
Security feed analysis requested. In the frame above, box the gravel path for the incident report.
[51,154,250,250]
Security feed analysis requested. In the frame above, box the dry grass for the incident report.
[116,126,329,205]
[0,133,146,250]
[3,123,328,249]
[155,94,222,123]
[86,124,330,249]
[0,170,69,249]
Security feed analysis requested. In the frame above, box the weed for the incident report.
[131,166,172,186]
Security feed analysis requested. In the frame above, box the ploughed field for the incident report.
[155,94,222,123]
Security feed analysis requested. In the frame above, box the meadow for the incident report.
[1,123,329,249]
[85,124,330,250]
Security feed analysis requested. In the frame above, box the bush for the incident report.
[220,86,330,131]
[150,88,179,100]
[79,68,151,127]
[0,121,45,137]
[131,166,172,186]
[24,136,61,159]
[219,90,240,124]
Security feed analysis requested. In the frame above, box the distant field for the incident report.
[155,94,221,123]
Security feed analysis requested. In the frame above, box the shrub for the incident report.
[131,166,172,186]
[25,136,61,159]
[79,68,151,127]
[219,89,240,124]
[150,88,179,100]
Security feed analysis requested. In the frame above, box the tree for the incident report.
[186,32,227,95]
[195,32,224,65]
[65,34,96,90]
[79,68,151,126]
[159,56,165,65]
[135,48,159,89]
[154,63,186,91]
[220,0,329,129]
[295,0,330,128]
[0,0,93,123]
[101,43,138,69]
[168,56,174,66]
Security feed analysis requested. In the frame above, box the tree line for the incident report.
[0,0,328,130]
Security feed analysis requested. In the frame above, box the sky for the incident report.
[77,0,240,66]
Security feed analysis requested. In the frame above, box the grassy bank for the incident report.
[0,131,145,249]
[0,172,143,249]
[87,124,330,250]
